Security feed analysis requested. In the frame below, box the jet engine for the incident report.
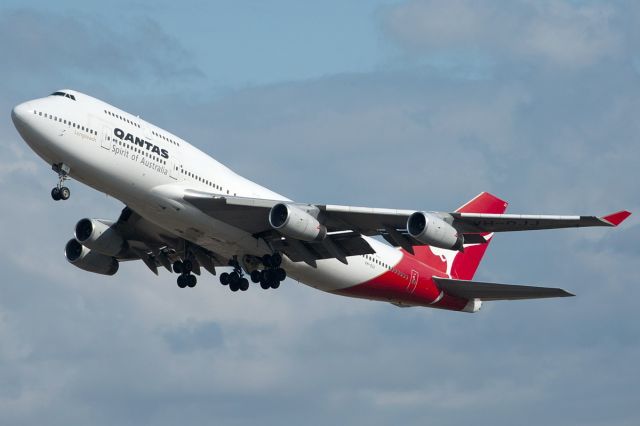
[65,239,119,275]
[74,218,126,257]
[269,203,327,241]
[407,212,463,251]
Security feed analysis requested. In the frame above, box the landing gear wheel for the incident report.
[173,261,183,274]
[177,274,187,288]
[265,269,277,283]
[182,259,193,274]
[239,278,249,291]
[229,272,240,285]
[270,280,280,289]
[276,268,286,281]
[250,270,261,283]
[271,253,282,267]
[59,187,71,200]
[220,272,230,285]
[186,274,197,287]
[51,164,71,201]
[262,254,273,268]
[229,280,240,292]
[259,271,270,289]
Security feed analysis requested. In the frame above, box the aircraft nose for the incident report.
[11,101,32,126]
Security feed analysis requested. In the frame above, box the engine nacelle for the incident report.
[269,203,327,241]
[407,212,463,251]
[74,218,125,257]
[65,239,119,275]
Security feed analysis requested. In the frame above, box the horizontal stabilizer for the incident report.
[433,276,574,301]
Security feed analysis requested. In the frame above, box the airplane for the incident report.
[11,89,631,313]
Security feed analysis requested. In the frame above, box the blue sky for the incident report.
[1,1,639,425]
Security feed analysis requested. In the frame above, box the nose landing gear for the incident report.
[51,163,71,201]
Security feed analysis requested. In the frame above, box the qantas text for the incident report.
[114,128,169,159]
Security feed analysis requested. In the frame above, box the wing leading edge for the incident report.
[182,189,630,263]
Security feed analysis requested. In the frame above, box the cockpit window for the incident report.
[50,91,76,101]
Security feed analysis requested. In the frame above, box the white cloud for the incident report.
[0,143,38,182]
[382,0,623,68]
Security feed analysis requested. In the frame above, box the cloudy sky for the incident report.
[1,1,639,425]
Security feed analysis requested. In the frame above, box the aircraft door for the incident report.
[101,126,111,150]
[169,159,180,180]
[406,269,419,294]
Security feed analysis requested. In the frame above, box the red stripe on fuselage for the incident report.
[331,250,469,311]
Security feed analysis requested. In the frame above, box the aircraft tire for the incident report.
[259,271,270,289]
[250,270,261,283]
[239,278,249,291]
[51,187,61,201]
[276,268,286,281]
[173,261,183,274]
[271,253,282,267]
[187,274,197,288]
[177,275,187,288]
[59,186,70,200]
[270,280,280,289]
[219,272,230,285]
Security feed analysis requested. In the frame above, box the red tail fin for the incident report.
[411,192,508,280]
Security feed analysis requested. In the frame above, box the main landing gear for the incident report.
[219,258,250,292]
[173,259,197,288]
[51,163,71,201]
[218,253,287,292]
[254,253,287,290]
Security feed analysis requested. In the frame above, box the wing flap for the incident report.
[433,276,574,301]
[271,232,375,264]
[183,192,281,234]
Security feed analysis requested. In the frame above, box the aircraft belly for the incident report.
[126,192,270,260]
[284,238,403,292]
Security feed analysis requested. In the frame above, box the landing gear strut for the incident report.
[173,259,197,288]
[51,163,71,201]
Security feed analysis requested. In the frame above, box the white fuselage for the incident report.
[12,90,403,295]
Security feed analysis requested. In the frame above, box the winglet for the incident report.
[601,210,632,226]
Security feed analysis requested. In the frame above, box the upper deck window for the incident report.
[50,91,76,101]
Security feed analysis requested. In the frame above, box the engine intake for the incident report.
[75,218,125,257]
[407,212,463,251]
[269,203,326,241]
[65,239,119,275]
